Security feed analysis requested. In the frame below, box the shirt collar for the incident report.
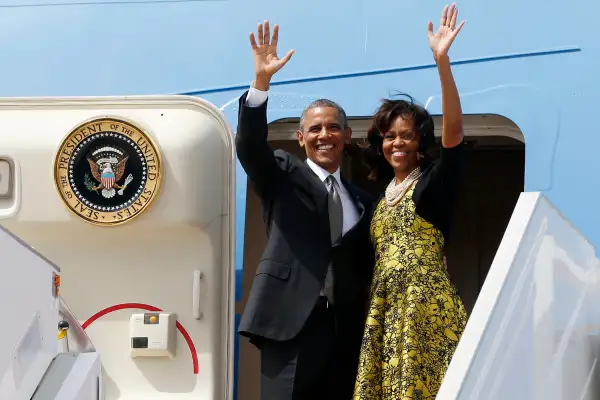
[306,158,341,184]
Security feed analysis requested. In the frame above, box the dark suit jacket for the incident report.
[235,91,374,346]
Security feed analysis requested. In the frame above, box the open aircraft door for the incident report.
[0,95,236,400]
[438,192,600,400]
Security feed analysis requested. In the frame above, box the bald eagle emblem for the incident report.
[84,146,134,199]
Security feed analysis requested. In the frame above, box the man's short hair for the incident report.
[299,99,348,132]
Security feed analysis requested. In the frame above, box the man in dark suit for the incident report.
[236,20,374,400]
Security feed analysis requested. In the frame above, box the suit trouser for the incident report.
[259,297,353,400]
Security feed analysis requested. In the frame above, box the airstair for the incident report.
[438,192,600,400]
[0,225,101,399]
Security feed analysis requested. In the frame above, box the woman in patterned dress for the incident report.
[354,4,467,399]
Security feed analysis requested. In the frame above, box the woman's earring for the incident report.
[417,152,424,160]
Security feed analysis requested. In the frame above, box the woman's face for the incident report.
[382,116,420,177]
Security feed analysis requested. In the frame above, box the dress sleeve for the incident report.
[412,141,466,240]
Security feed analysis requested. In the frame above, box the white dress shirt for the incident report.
[246,85,269,107]
[245,86,360,235]
[305,159,359,235]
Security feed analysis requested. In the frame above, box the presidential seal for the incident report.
[53,117,162,226]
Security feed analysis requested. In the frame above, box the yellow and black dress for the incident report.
[354,143,468,400]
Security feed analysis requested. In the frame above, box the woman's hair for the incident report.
[362,93,436,181]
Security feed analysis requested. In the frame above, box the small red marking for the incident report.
[54,274,60,297]
[82,302,199,374]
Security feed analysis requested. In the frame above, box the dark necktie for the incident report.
[323,175,343,303]
[326,175,344,242]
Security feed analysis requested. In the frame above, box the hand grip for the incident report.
[193,270,203,320]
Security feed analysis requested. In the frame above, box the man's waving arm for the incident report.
[235,21,295,197]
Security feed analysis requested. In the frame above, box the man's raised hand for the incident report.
[250,21,295,91]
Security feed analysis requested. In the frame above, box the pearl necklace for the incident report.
[385,167,422,207]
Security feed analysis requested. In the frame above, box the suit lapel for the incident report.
[342,177,365,218]
[341,177,367,238]
[301,160,328,203]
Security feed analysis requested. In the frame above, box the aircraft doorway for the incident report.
[236,114,525,400]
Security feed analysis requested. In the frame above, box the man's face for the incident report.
[297,107,351,173]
